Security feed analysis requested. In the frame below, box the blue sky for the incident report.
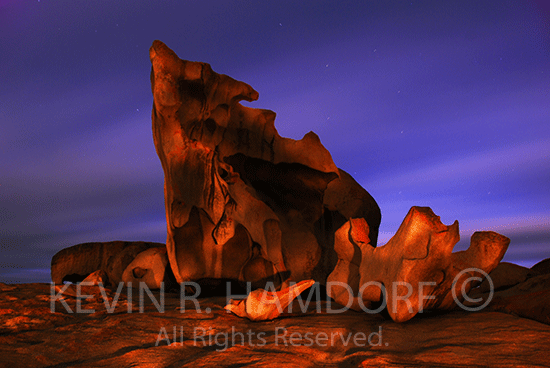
[1,0,549,283]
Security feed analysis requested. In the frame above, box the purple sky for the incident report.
[1,1,549,283]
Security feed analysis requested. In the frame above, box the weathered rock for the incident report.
[528,257,550,278]
[51,241,166,287]
[2,283,550,367]
[477,261,529,293]
[225,279,315,321]
[468,258,550,325]
[149,40,380,288]
[327,206,510,322]
[82,269,108,285]
[121,246,169,289]
[470,272,550,325]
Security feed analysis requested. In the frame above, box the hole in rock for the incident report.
[218,167,229,180]
[132,267,148,279]
[62,273,87,284]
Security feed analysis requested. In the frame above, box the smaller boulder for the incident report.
[82,270,108,286]
[225,279,315,321]
[478,262,529,293]
[488,273,550,325]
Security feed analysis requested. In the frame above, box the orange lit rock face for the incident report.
[149,40,381,287]
[225,279,316,321]
[327,206,510,322]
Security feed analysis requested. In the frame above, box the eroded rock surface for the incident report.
[327,206,510,322]
[1,283,550,367]
[470,257,550,325]
[82,269,108,285]
[477,261,529,293]
[51,241,168,289]
[121,246,169,289]
[225,279,316,321]
[149,40,380,288]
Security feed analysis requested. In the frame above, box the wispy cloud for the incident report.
[364,138,550,191]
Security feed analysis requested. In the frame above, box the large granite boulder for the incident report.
[149,40,380,288]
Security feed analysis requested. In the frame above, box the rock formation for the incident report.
[225,279,316,321]
[469,256,550,325]
[477,261,529,293]
[327,206,510,322]
[149,40,380,288]
[49,41,514,326]
[26,40,550,366]
[51,241,169,289]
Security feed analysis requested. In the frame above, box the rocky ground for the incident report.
[2,261,550,368]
